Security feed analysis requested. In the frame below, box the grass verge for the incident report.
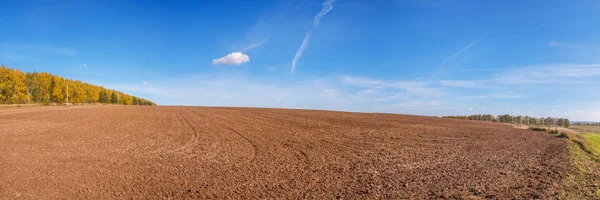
[562,140,600,198]
[582,134,600,156]
[557,131,595,155]
[511,125,600,197]
[559,129,600,198]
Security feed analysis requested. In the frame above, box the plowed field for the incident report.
[0,106,571,199]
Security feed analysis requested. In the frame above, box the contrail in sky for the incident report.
[241,37,269,52]
[428,38,479,80]
[291,0,336,73]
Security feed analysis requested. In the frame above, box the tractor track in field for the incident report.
[166,108,200,155]
[214,120,258,164]
[181,108,258,164]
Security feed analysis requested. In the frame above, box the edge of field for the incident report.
[506,124,600,198]
[551,126,600,198]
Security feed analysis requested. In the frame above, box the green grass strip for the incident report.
[582,133,600,157]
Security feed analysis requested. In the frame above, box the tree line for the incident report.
[571,122,600,126]
[0,64,155,105]
[442,114,570,128]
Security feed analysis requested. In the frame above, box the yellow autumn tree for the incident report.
[0,64,156,105]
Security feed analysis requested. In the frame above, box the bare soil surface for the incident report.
[0,106,571,199]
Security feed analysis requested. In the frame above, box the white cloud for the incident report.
[80,64,88,67]
[457,94,524,99]
[143,81,148,85]
[106,75,350,109]
[103,73,448,116]
[498,63,600,82]
[341,76,443,97]
[95,66,599,121]
[549,41,579,48]
[374,93,404,102]
[291,0,336,73]
[212,52,250,65]
[469,108,474,111]
[392,100,441,108]
[357,88,376,96]
[342,76,385,88]
[342,76,428,89]
[440,80,487,88]
[442,63,600,88]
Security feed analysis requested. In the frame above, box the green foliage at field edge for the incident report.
[562,141,600,198]
[582,134,600,157]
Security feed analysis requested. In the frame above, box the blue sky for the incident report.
[1,0,599,121]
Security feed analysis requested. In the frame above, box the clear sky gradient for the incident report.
[1,0,599,121]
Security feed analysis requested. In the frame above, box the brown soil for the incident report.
[0,106,571,199]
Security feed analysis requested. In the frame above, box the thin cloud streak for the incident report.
[428,38,479,80]
[0,53,28,60]
[313,0,335,27]
[241,37,269,52]
[291,32,312,73]
[457,94,524,100]
[440,80,487,88]
[442,63,600,88]
[462,68,503,72]
[290,0,336,73]
[341,76,444,99]
[1,44,77,56]
[548,41,597,50]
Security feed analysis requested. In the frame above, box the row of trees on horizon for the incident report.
[0,65,155,105]
[442,114,571,128]
[571,122,600,126]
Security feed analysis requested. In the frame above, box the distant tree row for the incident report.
[0,64,155,105]
[442,114,570,128]
[571,122,600,126]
